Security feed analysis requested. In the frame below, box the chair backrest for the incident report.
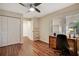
[56,34,69,50]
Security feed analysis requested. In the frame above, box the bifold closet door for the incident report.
[0,16,2,47]
[7,17,20,45]
[2,16,8,46]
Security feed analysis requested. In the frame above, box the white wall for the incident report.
[39,16,51,43]
[0,9,22,18]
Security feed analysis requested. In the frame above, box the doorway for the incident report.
[23,20,33,40]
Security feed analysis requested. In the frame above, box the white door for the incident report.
[7,17,20,45]
[2,16,8,46]
[0,16,2,47]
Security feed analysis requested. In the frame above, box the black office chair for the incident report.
[56,34,71,56]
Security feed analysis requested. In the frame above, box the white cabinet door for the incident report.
[2,16,8,46]
[0,16,2,47]
[7,17,20,45]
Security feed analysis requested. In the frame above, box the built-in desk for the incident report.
[49,35,77,55]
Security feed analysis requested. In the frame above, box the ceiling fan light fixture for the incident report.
[29,7,35,12]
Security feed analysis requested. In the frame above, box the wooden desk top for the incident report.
[49,35,76,40]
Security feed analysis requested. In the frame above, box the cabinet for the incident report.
[0,16,21,47]
[49,36,56,49]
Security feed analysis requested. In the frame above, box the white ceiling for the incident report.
[0,3,75,18]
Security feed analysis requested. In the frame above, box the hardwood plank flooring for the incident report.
[0,37,61,56]
[0,37,34,56]
[32,40,61,56]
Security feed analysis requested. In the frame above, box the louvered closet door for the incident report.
[0,16,2,47]
[7,17,20,45]
[2,16,8,46]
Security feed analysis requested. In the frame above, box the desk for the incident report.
[49,35,77,55]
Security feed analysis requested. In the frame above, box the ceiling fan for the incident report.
[19,3,41,13]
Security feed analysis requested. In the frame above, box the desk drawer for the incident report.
[49,37,56,49]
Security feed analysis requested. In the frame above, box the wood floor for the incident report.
[0,37,61,56]
[0,37,34,56]
[32,40,61,56]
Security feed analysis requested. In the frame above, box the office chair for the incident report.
[56,34,71,56]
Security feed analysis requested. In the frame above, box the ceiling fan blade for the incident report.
[34,8,40,13]
[19,3,26,7]
[33,3,41,6]
[19,3,41,13]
